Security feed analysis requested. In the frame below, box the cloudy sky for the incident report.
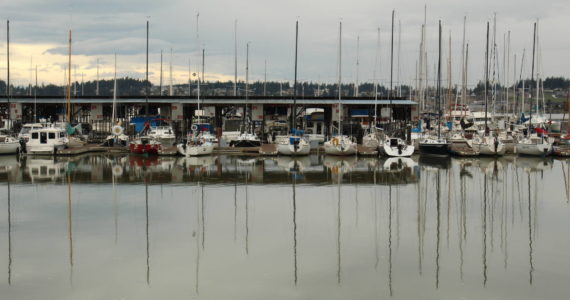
[0,0,569,89]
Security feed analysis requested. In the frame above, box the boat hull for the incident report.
[177,143,214,157]
[129,143,161,155]
[0,142,20,154]
[277,143,311,156]
[475,142,506,156]
[419,143,450,156]
[324,143,357,156]
[379,144,414,157]
[230,140,261,147]
[516,143,553,156]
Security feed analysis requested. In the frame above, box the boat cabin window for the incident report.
[390,139,399,147]
[40,132,47,144]
[60,132,65,138]
[32,132,39,139]
[49,132,56,139]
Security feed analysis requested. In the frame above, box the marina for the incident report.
[1,0,570,298]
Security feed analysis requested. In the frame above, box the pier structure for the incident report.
[1,96,417,139]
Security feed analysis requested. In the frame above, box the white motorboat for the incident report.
[177,135,214,157]
[26,127,68,155]
[148,125,176,146]
[324,135,357,156]
[277,135,311,156]
[516,133,553,156]
[18,123,45,142]
[0,135,20,154]
[379,137,414,157]
[472,134,506,156]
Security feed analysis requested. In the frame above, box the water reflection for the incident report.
[1,154,569,299]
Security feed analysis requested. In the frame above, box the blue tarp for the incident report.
[130,116,169,133]
[350,109,370,117]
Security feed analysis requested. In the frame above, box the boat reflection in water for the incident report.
[1,154,569,299]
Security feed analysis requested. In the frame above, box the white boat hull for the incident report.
[0,142,20,154]
[27,144,66,155]
[324,136,357,156]
[177,143,214,157]
[516,143,553,156]
[277,142,311,156]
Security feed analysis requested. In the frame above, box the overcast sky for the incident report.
[1,0,569,89]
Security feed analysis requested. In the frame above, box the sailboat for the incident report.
[380,11,415,157]
[516,22,553,156]
[230,42,261,148]
[130,21,162,155]
[104,53,129,147]
[324,21,357,156]
[473,22,505,156]
[362,28,381,149]
[418,21,450,156]
[177,50,214,157]
[277,21,310,156]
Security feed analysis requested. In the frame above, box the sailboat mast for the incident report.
[145,20,149,118]
[34,65,37,122]
[389,10,395,123]
[397,19,402,97]
[447,32,452,122]
[234,20,238,96]
[338,21,343,134]
[6,20,10,120]
[67,30,72,122]
[159,50,163,95]
[437,20,442,139]
[198,49,204,124]
[355,35,359,97]
[112,53,117,124]
[461,16,466,116]
[169,49,173,96]
[373,27,380,127]
[484,22,489,133]
[244,42,250,133]
[291,21,299,133]
[96,58,100,96]
[530,22,536,128]
[506,31,510,116]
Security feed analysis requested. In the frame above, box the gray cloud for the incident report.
[1,0,569,85]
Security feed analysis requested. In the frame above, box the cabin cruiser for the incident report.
[18,123,45,142]
[324,135,357,156]
[26,127,68,155]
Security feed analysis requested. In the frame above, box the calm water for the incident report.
[1,154,569,299]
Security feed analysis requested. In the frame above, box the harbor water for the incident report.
[1,154,569,299]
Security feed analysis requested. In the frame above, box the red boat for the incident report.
[129,137,162,155]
